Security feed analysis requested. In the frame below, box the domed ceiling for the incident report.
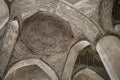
[20,12,74,55]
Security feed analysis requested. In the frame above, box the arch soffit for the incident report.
[62,40,90,80]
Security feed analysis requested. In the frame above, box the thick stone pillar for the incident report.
[0,20,19,79]
[0,0,9,30]
[96,36,120,80]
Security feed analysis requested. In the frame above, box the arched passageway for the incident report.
[73,68,104,80]
[73,45,109,80]
[62,40,110,80]
[5,65,51,80]
[4,59,59,80]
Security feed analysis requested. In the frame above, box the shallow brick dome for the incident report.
[21,12,73,54]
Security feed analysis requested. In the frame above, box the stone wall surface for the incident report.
[0,0,120,80]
